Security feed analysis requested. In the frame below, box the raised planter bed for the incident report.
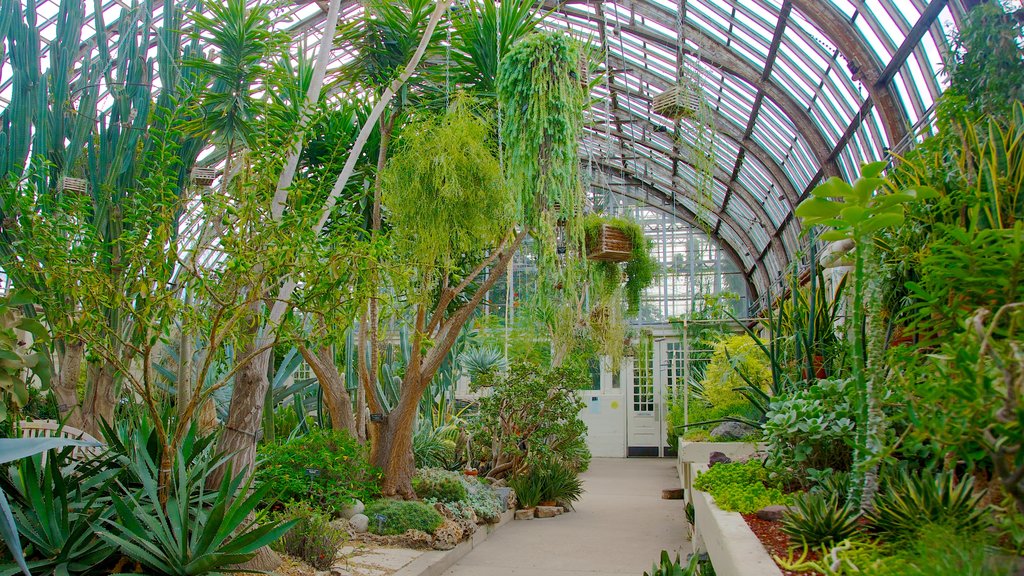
[690,483,785,576]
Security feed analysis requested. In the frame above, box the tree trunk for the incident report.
[372,387,420,499]
[81,360,116,438]
[54,337,84,429]
[299,343,356,436]
[209,328,273,488]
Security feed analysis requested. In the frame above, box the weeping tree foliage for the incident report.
[498,32,588,235]
[383,98,512,272]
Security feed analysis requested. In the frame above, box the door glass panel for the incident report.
[633,345,654,413]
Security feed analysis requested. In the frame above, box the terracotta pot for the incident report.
[463,469,478,477]
[539,500,557,507]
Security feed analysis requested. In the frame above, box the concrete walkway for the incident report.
[442,458,690,576]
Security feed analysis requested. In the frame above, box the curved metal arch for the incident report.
[583,124,788,266]
[789,0,909,147]
[594,50,800,207]
[550,1,842,178]
[587,160,765,301]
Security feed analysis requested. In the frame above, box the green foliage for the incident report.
[412,423,460,471]
[781,492,862,548]
[498,32,587,232]
[255,428,381,516]
[364,500,444,535]
[693,460,791,514]
[940,2,1024,127]
[643,551,701,576]
[413,468,468,503]
[382,98,511,275]
[459,347,508,380]
[667,400,760,447]
[701,334,771,411]
[507,473,543,509]
[0,291,52,425]
[461,477,505,523]
[763,379,855,483]
[472,361,590,479]
[867,469,988,538]
[584,214,659,315]
[272,501,347,570]
[450,0,541,99]
[1,450,117,576]
[98,447,295,576]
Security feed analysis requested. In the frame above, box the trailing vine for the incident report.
[584,214,659,314]
[497,32,587,246]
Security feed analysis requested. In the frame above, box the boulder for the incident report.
[711,421,756,441]
[494,487,513,511]
[708,451,732,468]
[341,499,364,519]
[755,505,794,522]
[514,508,535,520]
[536,506,561,518]
[432,519,464,550]
[349,513,369,533]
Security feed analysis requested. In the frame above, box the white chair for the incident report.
[18,419,103,461]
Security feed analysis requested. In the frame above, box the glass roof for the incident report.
[1,0,974,304]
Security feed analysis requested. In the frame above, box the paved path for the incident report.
[442,458,691,576]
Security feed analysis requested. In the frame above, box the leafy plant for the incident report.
[459,347,508,380]
[0,291,52,425]
[796,160,935,508]
[363,500,444,535]
[782,492,862,548]
[272,501,346,570]
[867,469,988,538]
[412,468,468,503]
[763,379,855,484]
[412,422,459,471]
[0,437,105,576]
[507,473,544,510]
[1,451,118,576]
[255,428,381,516]
[643,551,701,576]
[700,334,772,411]
[584,214,659,315]
[97,443,294,576]
[461,477,504,523]
[693,460,792,514]
[471,360,589,479]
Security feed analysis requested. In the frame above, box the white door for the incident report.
[626,339,683,457]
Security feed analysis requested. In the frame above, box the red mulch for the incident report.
[742,513,824,576]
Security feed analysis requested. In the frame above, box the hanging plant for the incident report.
[497,32,588,245]
[584,214,659,315]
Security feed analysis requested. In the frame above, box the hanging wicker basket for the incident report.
[191,167,219,187]
[58,177,89,195]
[653,85,700,120]
[586,224,633,262]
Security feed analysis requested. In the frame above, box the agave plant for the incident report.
[867,469,988,537]
[459,346,507,380]
[781,492,862,548]
[97,440,294,575]
[643,551,700,576]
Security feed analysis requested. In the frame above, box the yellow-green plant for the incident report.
[701,334,771,410]
[0,292,51,424]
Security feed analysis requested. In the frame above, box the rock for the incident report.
[341,499,364,519]
[755,505,794,522]
[349,513,369,533]
[514,508,535,520]
[329,568,351,576]
[662,488,685,500]
[708,451,732,467]
[711,421,756,441]
[494,487,512,511]
[432,519,464,550]
[536,506,561,518]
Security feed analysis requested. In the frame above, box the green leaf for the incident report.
[819,230,850,242]
[795,198,841,220]
[859,212,904,235]
[860,160,888,179]
[840,205,867,224]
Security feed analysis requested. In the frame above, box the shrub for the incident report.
[763,378,855,484]
[462,477,505,522]
[693,460,791,514]
[781,492,862,548]
[700,334,771,411]
[868,469,988,538]
[508,473,544,509]
[256,428,381,516]
[471,361,590,478]
[508,461,584,509]
[272,501,347,570]
[364,500,444,535]
[643,551,700,576]
[413,468,468,503]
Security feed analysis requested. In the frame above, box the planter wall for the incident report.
[690,483,784,576]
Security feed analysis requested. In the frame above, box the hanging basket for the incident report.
[653,85,700,120]
[191,167,220,187]
[58,177,89,195]
[586,224,633,262]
